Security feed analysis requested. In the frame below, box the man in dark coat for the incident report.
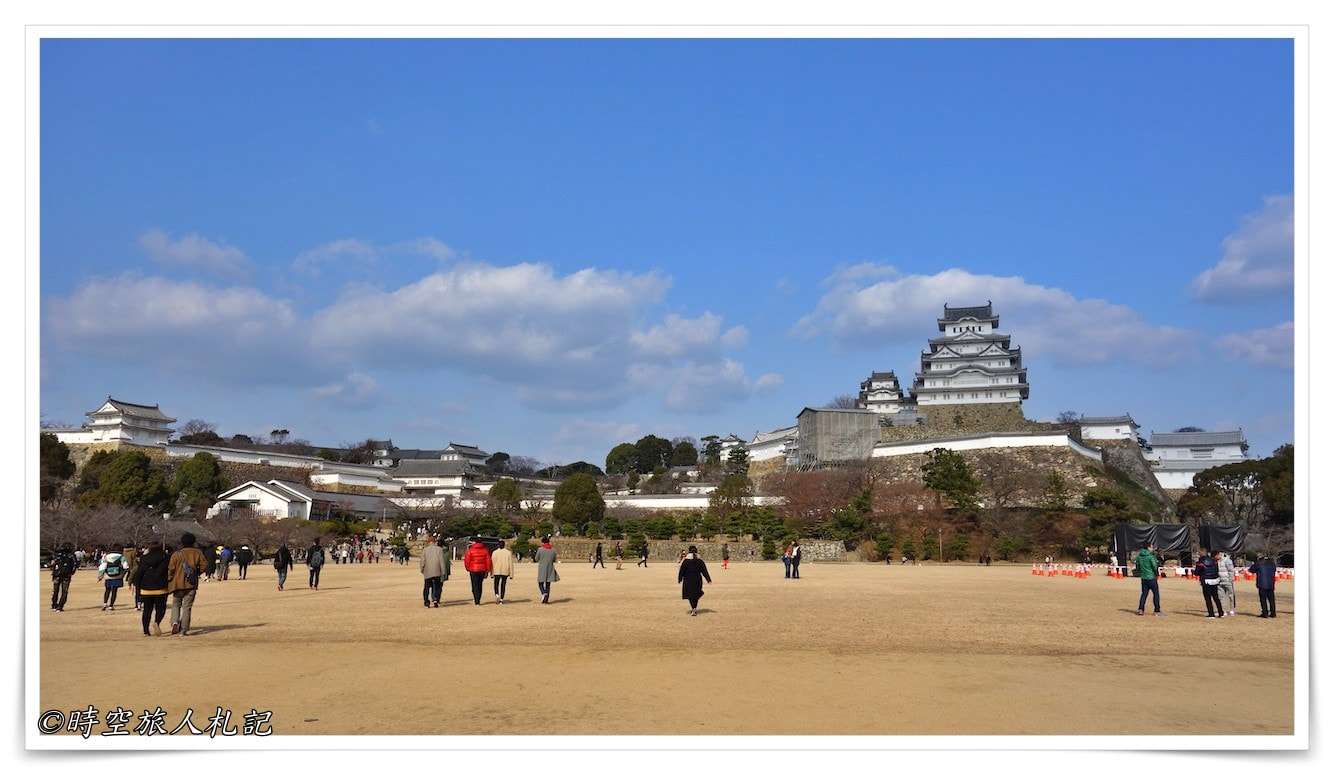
[592,542,605,569]
[637,542,649,567]
[1248,554,1278,618]
[235,545,254,580]
[49,543,78,612]
[677,545,712,616]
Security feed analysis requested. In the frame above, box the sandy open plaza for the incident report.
[37,560,1294,736]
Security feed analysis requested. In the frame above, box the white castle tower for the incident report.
[909,302,1029,406]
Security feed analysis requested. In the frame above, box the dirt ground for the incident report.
[37,561,1294,736]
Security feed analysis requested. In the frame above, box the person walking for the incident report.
[167,532,207,636]
[637,542,649,567]
[420,537,447,608]
[592,542,606,569]
[204,545,218,582]
[790,541,802,579]
[1248,553,1278,618]
[614,542,624,571]
[132,543,170,636]
[535,536,560,604]
[1195,551,1223,618]
[307,538,326,590]
[491,540,514,604]
[273,542,294,591]
[98,549,128,611]
[236,545,254,580]
[122,544,141,610]
[1216,551,1237,616]
[219,545,233,581]
[677,545,713,616]
[463,537,493,605]
[782,543,793,578]
[1134,543,1162,616]
[49,543,78,612]
[721,543,730,571]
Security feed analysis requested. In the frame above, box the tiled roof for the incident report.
[940,302,994,321]
[750,426,798,445]
[445,442,488,456]
[1149,430,1246,447]
[89,397,176,422]
[1080,414,1137,426]
[392,459,476,478]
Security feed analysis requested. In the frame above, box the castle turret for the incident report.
[910,302,1029,406]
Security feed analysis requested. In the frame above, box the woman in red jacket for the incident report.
[463,538,493,606]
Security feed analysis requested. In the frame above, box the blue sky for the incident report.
[39,38,1295,465]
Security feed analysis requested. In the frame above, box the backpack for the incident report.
[104,556,124,578]
[54,553,77,578]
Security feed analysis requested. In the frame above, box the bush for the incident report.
[874,534,896,561]
[760,536,777,561]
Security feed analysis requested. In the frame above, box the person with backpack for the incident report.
[307,538,326,590]
[132,543,170,636]
[235,545,254,580]
[463,537,493,605]
[167,533,208,636]
[637,542,649,568]
[98,549,128,611]
[273,542,294,591]
[1248,553,1279,618]
[49,543,78,612]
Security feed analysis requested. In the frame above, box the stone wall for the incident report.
[547,537,846,563]
[1097,440,1175,514]
[870,445,1105,507]
[880,403,1061,443]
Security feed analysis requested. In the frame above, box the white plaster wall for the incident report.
[872,433,1103,461]
[1081,424,1135,440]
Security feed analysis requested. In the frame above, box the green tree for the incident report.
[761,535,777,560]
[874,534,896,561]
[946,532,972,562]
[633,435,674,474]
[1260,444,1294,525]
[920,448,980,513]
[485,451,511,474]
[646,513,679,540]
[1081,486,1131,545]
[700,435,723,466]
[39,433,76,502]
[670,439,699,467]
[489,477,523,513]
[605,443,638,475]
[725,445,750,477]
[1039,470,1072,511]
[708,473,752,523]
[829,489,873,549]
[316,449,341,461]
[173,452,230,514]
[553,473,605,527]
[81,450,171,509]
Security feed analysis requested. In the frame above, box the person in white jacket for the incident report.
[97,550,128,611]
[1215,551,1237,616]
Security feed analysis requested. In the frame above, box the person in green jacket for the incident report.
[1135,543,1162,616]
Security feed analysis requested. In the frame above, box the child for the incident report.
[97,549,128,611]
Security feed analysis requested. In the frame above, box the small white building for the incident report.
[856,371,910,413]
[718,434,747,458]
[440,442,489,466]
[1141,429,1249,489]
[308,469,404,493]
[210,479,397,521]
[910,302,1029,406]
[51,397,176,446]
[747,425,799,463]
[390,459,479,499]
[1078,414,1140,442]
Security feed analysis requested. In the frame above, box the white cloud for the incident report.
[47,256,774,413]
[1191,194,1294,302]
[138,229,250,278]
[794,264,1196,368]
[312,372,381,409]
[1216,321,1294,369]
[292,237,455,276]
[630,313,747,359]
[44,275,315,385]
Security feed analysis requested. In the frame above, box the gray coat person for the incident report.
[535,542,560,604]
